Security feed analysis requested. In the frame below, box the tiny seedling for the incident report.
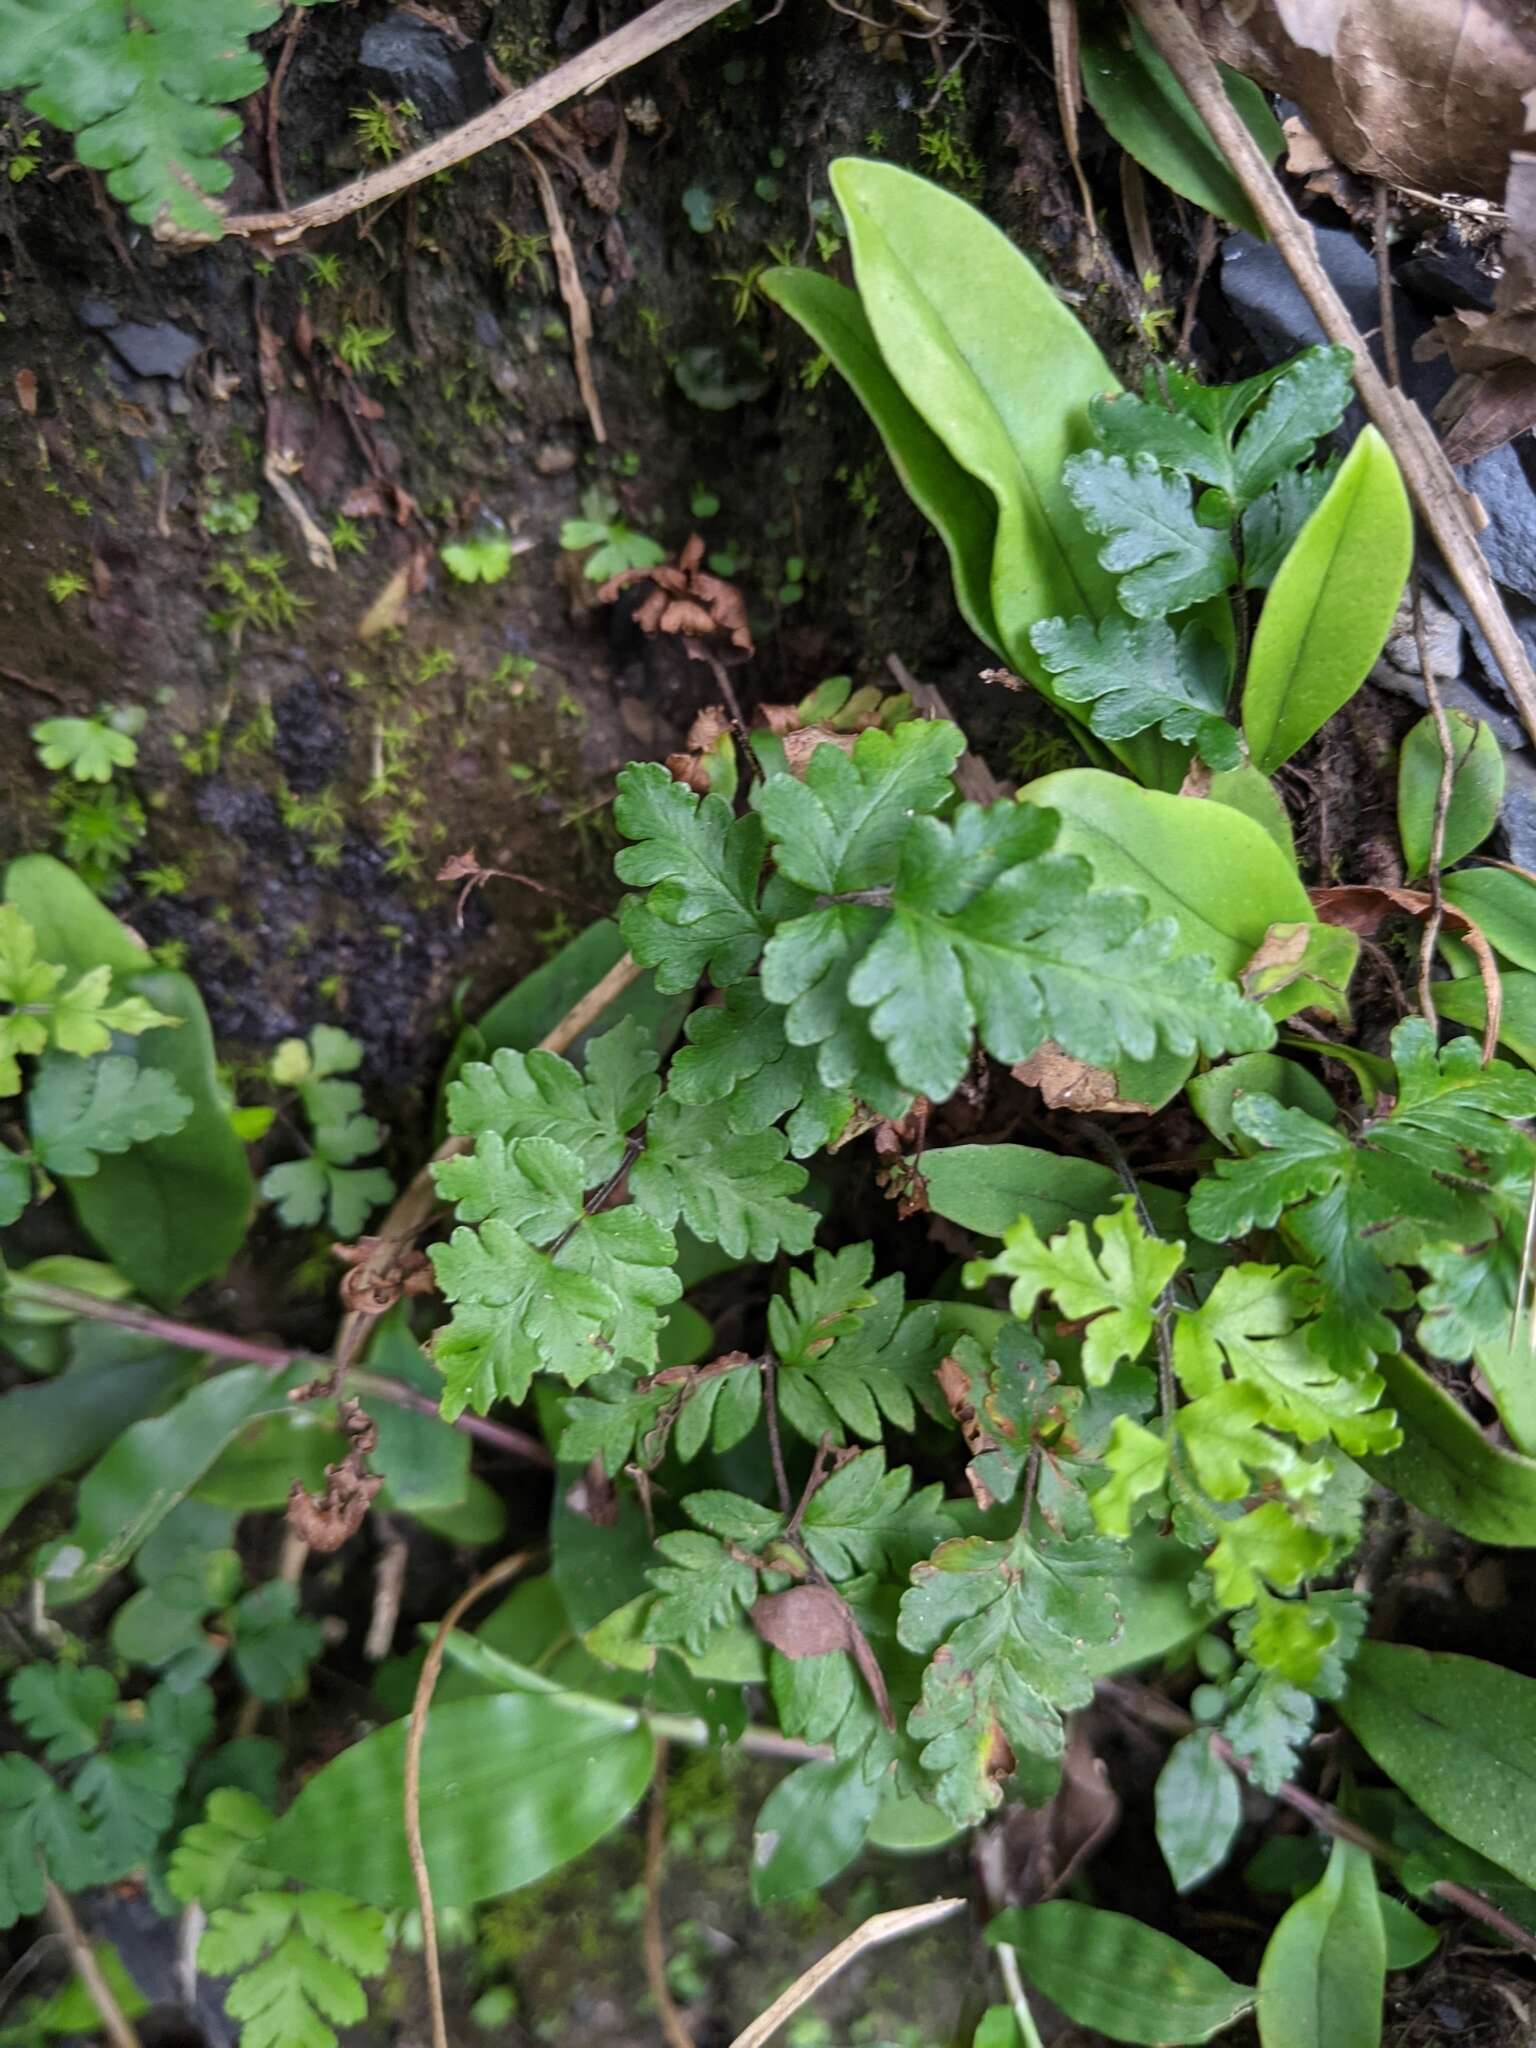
[441,534,516,585]
[558,486,665,582]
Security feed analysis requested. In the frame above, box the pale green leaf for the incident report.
[1243,427,1412,773]
[1256,1837,1384,2048]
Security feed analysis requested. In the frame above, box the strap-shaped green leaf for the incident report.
[760,266,1000,649]
[987,1900,1255,2045]
[1242,426,1412,773]
[1079,15,1284,239]
[1256,1836,1384,2048]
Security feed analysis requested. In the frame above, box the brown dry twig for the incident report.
[220,0,739,244]
[1126,0,1536,754]
[1411,581,1459,1032]
[43,1883,140,2048]
[643,1741,695,2048]
[436,848,601,926]
[265,7,306,214]
[515,139,606,443]
[726,1900,967,2048]
[406,1551,540,2048]
[1310,884,1501,1060]
[1102,1679,1536,1957]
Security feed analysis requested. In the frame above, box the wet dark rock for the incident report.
[473,308,503,348]
[1220,230,1451,416]
[358,12,494,133]
[193,777,282,845]
[83,1891,235,2048]
[1498,755,1536,869]
[272,677,349,793]
[1399,236,1498,315]
[77,294,119,330]
[105,320,201,379]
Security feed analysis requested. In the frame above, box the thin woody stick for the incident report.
[1126,0,1536,753]
[219,0,738,245]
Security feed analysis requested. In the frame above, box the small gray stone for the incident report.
[105,320,200,378]
[1382,590,1464,682]
[77,295,120,330]
[1464,440,1536,606]
[1499,753,1536,870]
[473,308,503,348]
[1220,231,1452,418]
[1369,668,1526,752]
[358,13,494,133]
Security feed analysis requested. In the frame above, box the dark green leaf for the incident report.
[1079,17,1283,239]
[1243,428,1412,773]
[989,1901,1255,2045]
[1155,1733,1242,1893]
[760,267,1000,649]
[827,156,1117,665]
[264,1694,655,1908]
[1398,711,1503,879]
[63,970,255,1305]
[1256,1836,1384,2048]
[43,1366,300,1603]
[1341,1644,1536,1888]
[750,1758,879,1902]
[1,1342,192,1492]
[1240,463,1338,590]
[1361,1350,1536,1545]
[1441,867,1536,971]
[1017,768,1314,982]
[1029,612,1238,767]
[1063,451,1237,617]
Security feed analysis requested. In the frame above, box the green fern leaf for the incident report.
[642,1531,761,1656]
[1062,451,1236,617]
[613,764,768,990]
[28,1050,191,1176]
[667,982,853,1155]
[898,1514,1122,1825]
[8,1663,117,1761]
[1219,1665,1314,1793]
[798,1449,958,1579]
[168,1789,279,1909]
[965,1197,1183,1385]
[444,1020,658,1179]
[1173,1264,1399,1456]
[74,1742,183,1877]
[0,1756,96,1924]
[1029,613,1239,768]
[0,0,280,235]
[629,1095,815,1260]
[769,1249,944,1444]
[200,1889,387,2048]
